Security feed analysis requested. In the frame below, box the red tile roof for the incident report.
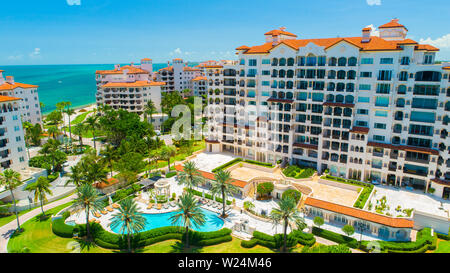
[323,102,355,108]
[0,95,21,102]
[94,178,119,189]
[0,82,38,91]
[174,164,248,188]
[431,178,450,186]
[192,76,207,81]
[379,19,407,30]
[96,65,149,75]
[264,28,297,37]
[236,45,250,50]
[305,197,414,228]
[350,126,369,134]
[293,143,318,150]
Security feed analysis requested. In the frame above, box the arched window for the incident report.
[279,69,286,78]
[278,91,285,99]
[272,91,277,97]
[338,57,347,66]
[346,83,354,92]
[398,85,407,94]
[287,70,294,78]
[326,94,334,102]
[337,70,346,79]
[345,95,354,104]
[348,57,357,66]
[286,81,293,89]
[445,101,450,111]
[284,104,291,111]
[287,58,295,66]
[272,58,278,66]
[328,70,336,79]
[272,69,278,77]
[336,95,344,103]
[347,70,356,79]
[286,92,293,99]
[278,81,285,89]
[396,98,405,107]
[328,57,337,66]
[279,58,286,66]
[327,82,335,91]
[306,54,317,66]
[336,83,345,91]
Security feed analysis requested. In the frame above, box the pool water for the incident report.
[110,208,224,233]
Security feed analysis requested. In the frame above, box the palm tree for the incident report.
[177,161,204,189]
[169,192,205,249]
[47,125,59,140]
[72,184,103,239]
[143,100,156,124]
[0,169,23,230]
[109,198,147,252]
[84,115,99,153]
[72,123,86,148]
[81,159,108,186]
[270,196,305,252]
[159,145,176,171]
[269,207,282,234]
[65,164,85,187]
[64,103,76,149]
[56,101,67,135]
[22,121,33,159]
[100,145,117,177]
[210,170,239,218]
[25,176,52,216]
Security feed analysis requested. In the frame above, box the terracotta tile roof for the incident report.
[174,164,248,188]
[264,29,297,37]
[362,27,372,31]
[379,19,407,30]
[431,178,450,186]
[443,66,450,70]
[367,141,439,155]
[96,65,149,75]
[242,35,437,54]
[159,66,174,72]
[323,102,354,108]
[305,197,414,228]
[192,76,207,81]
[183,67,201,72]
[0,95,21,102]
[94,178,119,189]
[236,45,250,50]
[0,82,38,91]
[350,126,369,134]
[101,81,165,88]
[141,58,152,61]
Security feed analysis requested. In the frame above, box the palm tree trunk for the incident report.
[128,234,131,253]
[79,136,83,147]
[283,218,288,253]
[167,159,170,171]
[40,193,45,216]
[221,188,226,217]
[10,189,20,230]
[92,129,97,152]
[185,226,190,249]
[86,206,90,239]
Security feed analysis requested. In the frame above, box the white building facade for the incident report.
[205,20,450,199]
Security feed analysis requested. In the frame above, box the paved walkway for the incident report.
[0,194,76,253]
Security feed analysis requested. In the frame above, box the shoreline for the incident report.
[42,102,96,117]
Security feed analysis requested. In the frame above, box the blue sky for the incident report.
[1,0,449,65]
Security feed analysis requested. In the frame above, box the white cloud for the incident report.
[366,0,381,5]
[365,24,380,37]
[7,54,23,61]
[419,34,450,49]
[66,0,81,6]
[29,48,41,59]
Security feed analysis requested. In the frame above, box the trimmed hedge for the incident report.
[324,175,374,209]
[360,228,437,253]
[186,188,232,205]
[165,171,177,178]
[241,230,315,249]
[211,158,243,173]
[243,159,273,168]
[283,165,315,179]
[312,227,359,248]
[51,212,74,238]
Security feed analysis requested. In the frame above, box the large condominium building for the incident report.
[95,59,165,114]
[0,70,42,125]
[0,95,28,171]
[154,58,204,94]
[205,20,450,199]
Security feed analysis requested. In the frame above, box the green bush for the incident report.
[51,212,74,238]
[165,171,177,178]
[243,159,273,168]
[257,182,274,196]
[312,227,359,248]
[282,189,301,203]
[186,188,232,205]
[324,175,374,209]
[211,158,243,173]
[283,165,315,179]
[241,230,313,249]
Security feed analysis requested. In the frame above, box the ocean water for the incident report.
[1,63,197,115]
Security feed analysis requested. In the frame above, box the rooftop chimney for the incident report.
[5,76,14,84]
[130,62,134,67]
[362,27,372,43]
[0,71,4,85]
[115,64,121,71]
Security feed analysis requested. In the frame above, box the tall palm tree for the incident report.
[109,198,147,252]
[159,145,176,171]
[210,170,239,217]
[169,192,205,249]
[81,159,108,186]
[143,100,156,124]
[47,125,59,140]
[100,145,117,177]
[270,196,305,252]
[0,169,23,230]
[178,161,204,190]
[65,164,85,187]
[64,103,76,149]
[56,101,67,135]
[72,184,103,239]
[269,207,282,234]
[25,176,53,216]
[72,123,86,148]
[22,121,33,159]
[84,115,99,152]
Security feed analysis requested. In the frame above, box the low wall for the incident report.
[318,178,361,192]
[413,210,450,235]
[226,162,276,173]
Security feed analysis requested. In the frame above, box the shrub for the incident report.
[282,165,315,179]
[257,182,274,196]
[282,189,301,203]
[241,230,314,249]
[186,188,232,205]
[211,158,243,173]
[313,216,324,227]
[243,159,273,168]
[165,171,177,178]
[342,225,355,236]
[312,227,359,248]
[51,212,74,238]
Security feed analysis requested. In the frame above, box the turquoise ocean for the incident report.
[0,63,197,115]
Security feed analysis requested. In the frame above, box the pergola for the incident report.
[154,179,171,201]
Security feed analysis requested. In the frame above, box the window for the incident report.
[249,59,257,66]
[380,58,393,64]
[262,81,270,86]
[361,58,373,64]
[360,71,372,78]
[357,109,369,115]
[19,157,25,162]
[378,70,392,81]
[262,59,270,65]
[356,120,368,127]
[359,84,371,91]
[373,135,386,142]
[400,56,410,65]
[358,96,370,103]
[14,126,20,131]
[410,111,435,123]
[375,110,388,117]
[12,115,18,120]
[16,136,21,142]
[375,97,389,107]
[424,54,433,64]
[376,83,391,94]
[239,59,245,65]
[374,123,386,129]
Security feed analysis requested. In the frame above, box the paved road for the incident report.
[0,194,76,253]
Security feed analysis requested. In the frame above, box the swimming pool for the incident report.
[110,208,224,233]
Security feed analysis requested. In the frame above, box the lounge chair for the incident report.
[89,219,96,223]
[163,203,169,209]
[147,203,154,209]
[101,210,108,215]
[95,220,101,224]
[93,212,102,218]
[170,201,176,207]
[112,203,120,209]
[106,206,113,212]
[157,203,162,210]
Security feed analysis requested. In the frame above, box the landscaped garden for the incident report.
[282,165,315,179]
[322,174,373,209]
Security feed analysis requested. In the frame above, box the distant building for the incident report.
[154,58,204,95]
[0,70,42,125]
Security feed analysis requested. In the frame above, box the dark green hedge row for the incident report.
[243,159,273,168]
[165,171,177,178]
[241,230,315,249]
[283,165,315,179]
[52,216,233,250]
[437,232,450,240]
[211,158,243,173]
[324,175,374,209]
[186,188,232,205]
[312,227,359,248]
[360,228,437,253]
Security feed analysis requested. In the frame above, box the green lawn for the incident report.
[0,207,39,228]
[435,239,450,253]
[71,111,93,125]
